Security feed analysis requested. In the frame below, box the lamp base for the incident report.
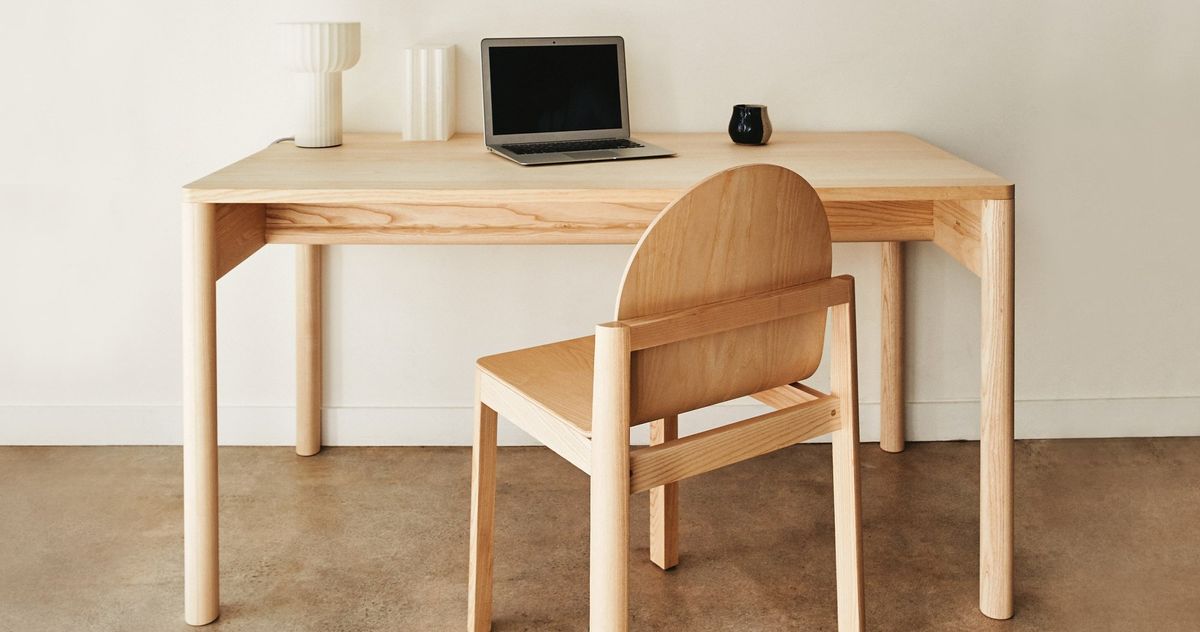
[295,72,343,148]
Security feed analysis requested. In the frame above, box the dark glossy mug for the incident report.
[728,104,773,145]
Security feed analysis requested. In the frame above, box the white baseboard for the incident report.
[1,396,1197,446]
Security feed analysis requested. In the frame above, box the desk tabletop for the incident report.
[184,132,1012,204]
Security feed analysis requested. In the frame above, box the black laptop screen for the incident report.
[488,44,623,135]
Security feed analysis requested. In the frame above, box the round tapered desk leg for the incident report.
[183,202,220,625]
[979,199,1015,620]
[296,245,323,456]
[880,242,906,453]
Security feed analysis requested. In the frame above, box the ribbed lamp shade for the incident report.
[278,22,361,148]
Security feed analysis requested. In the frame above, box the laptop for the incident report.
[481,36,674,166]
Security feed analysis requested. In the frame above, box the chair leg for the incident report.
[591,461,630,632]
[831,425,865,632]
[468,384,499,632]
[831,295,865,632]
[649,415,679,570]
[591,324,632,632]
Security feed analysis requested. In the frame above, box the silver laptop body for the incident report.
[481,36,674,166]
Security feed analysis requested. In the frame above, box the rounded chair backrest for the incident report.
[615,164,833,424]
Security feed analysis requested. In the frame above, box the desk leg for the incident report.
[182,202,220,625]
[296,245,323,456]
[880,242,906,453]
[979,199,1014,619]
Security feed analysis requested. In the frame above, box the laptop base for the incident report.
[488,138,675,166]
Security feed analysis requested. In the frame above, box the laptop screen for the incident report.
[487,43,623,136]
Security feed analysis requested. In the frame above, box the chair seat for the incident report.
[476,336,597,435]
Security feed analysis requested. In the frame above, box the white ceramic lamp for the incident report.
[278,22,361,148]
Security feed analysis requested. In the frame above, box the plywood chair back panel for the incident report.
[616,164,833,424]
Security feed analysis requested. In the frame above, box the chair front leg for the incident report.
[591,324,633,632]
[468,380,499,632]
[591,449,631,632]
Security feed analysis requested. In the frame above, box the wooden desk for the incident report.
[182,132,1015,625]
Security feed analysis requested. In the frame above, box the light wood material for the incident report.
[880,242,906,453]
[590,324,632,632]
[933,199,984,277]
[186,133,1009,247]
[296,245,322,456]
[256,198,935,245]
[477,336,595,434]
[478,371,592,474]
[472,166,864,630]
[619,276,852,351]
[617,165,833,424]
[824,200,933,242]
[649,416,678,570]
[830,284,865,632]
[751,382,824,408]
[980,199,1015,620]
[186,131,1016,622]
[474,272,850,436]
[185,132,1013,205]
[467,375,498,632]
[261,199,662,245]
[182,203,219,626]
[629,397,841,493]
[213,203,265,279]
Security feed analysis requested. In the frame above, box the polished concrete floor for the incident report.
[1,438,1198,631]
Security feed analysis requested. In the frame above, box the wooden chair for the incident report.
[467,164,864,632]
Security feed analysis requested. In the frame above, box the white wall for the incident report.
[2,0,1198,445]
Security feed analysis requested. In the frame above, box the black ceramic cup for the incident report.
[728,104,773,145]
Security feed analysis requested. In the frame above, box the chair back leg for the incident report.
[468,384,499,632]
[830,297,865,631]
[649,415,680,570]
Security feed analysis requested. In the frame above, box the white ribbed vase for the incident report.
[278,22,361,148]
[402,45,456,141]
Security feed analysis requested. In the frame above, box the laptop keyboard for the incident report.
[502,138,644,155]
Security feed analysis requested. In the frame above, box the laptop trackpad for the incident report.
[566,151,618,159]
